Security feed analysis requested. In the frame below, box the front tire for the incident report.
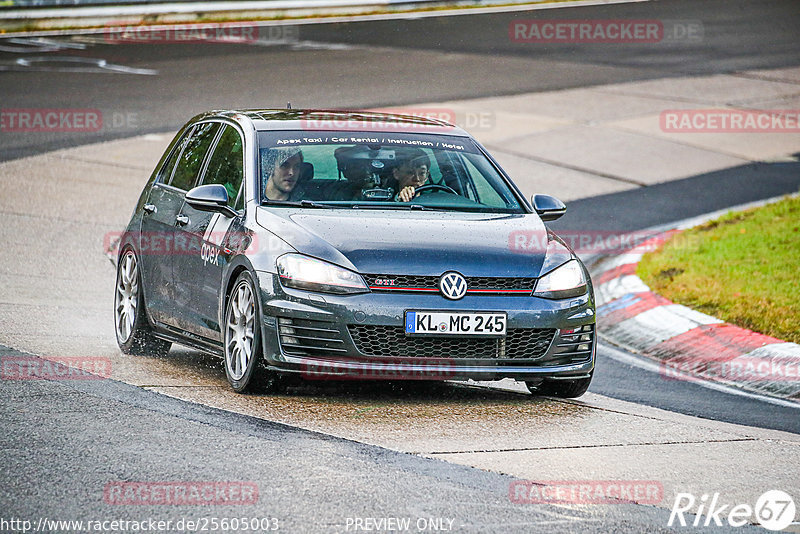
[224,271,279,393]
[114,249,171,356]
[526,372,593,399]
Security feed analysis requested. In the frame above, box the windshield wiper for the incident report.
[351,203,427,210]
[262,200,336,209]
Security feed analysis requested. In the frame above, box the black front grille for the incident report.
[278,317,347,356]
[363,274,536,294]
[363,274,437,289]
[348,325,555,360]
[468,277,537,290]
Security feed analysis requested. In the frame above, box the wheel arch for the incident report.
[219,255,261,333]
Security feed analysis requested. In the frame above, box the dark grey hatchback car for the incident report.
[114,110,596,397]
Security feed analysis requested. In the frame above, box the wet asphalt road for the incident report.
[1,346,700,534]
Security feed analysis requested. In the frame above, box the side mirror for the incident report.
[185,184,238,218]
[531,194,566,221]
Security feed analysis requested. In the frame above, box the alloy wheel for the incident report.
[225,280,255,381]
[115,251,139,343]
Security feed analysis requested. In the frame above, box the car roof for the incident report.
[195,109,471,137]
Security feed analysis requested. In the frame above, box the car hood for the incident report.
[256,207,557,277]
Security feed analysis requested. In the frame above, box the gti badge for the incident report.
[439,272,467,300]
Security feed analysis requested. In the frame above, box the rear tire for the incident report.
[114,249,171,357]
[526,372,593,399]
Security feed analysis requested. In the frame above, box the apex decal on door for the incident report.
[200,213,234,266]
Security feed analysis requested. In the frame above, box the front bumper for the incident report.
[255,271,596,381]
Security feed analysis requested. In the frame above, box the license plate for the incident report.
[405,311,507,336]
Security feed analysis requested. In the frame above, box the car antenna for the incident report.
[286,102,292,110]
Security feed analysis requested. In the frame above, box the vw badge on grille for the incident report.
[439,272,467,300]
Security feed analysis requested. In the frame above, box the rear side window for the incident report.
[158,127,194,183]
[170,122,220,191]
[203,124,244,208]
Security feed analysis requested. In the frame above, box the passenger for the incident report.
[262,147,304,201]
[390,151,430,202]
[342,158,372,189]
[329,147,374,200]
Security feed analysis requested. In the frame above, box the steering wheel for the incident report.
[413,184,458,196]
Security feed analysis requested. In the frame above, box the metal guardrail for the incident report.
[0,0,559,31]
[3,0,541,9]
[3,0,462,8]
[4,0,263,7]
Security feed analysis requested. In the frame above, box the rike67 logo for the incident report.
[669,490,796,531]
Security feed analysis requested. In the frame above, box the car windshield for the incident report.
[257,131,524,213]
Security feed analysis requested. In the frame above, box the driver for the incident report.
[390,150,430,202]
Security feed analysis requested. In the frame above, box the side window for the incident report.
[170,122,220,191]
[203,124,244,208]
[422,148,442,184]
[158,126,194,183]
[436,150,474,199]
[461,153,517,208]
[464,156,503,205]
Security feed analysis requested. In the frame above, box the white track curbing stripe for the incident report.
[592,252,643,274]
[605,304,722,350]
[745,342,800,360]
[596,274,649,306]
[718,343,800,398]
[742,344,800,399]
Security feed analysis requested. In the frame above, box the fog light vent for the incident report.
[555,324,595,362]
[276,317,347,356]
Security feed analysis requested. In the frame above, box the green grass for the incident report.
[637,195,800,344]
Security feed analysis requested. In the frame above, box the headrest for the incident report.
[299,161,314,183]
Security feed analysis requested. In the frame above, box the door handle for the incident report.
[143,203,156,214]
[176,214,189,226]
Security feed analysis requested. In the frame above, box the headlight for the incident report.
[277,254,368,295]
[534,259,587,299]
